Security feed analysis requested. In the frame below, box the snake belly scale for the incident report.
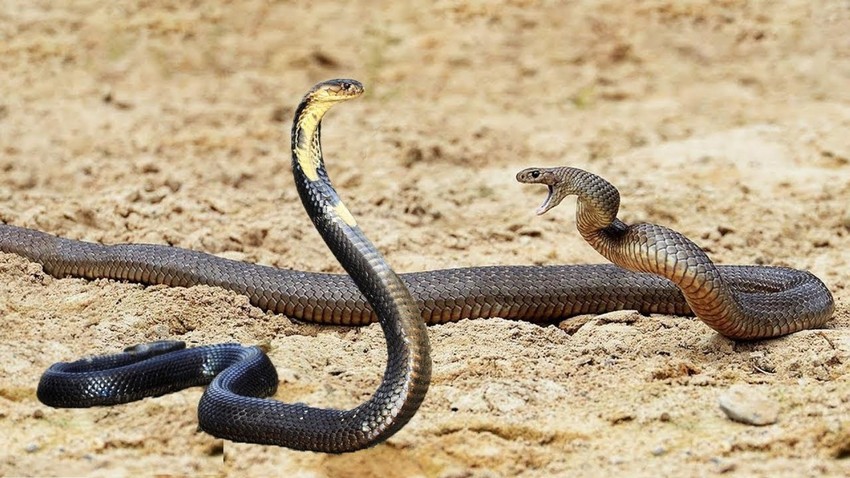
[1,79,835,452]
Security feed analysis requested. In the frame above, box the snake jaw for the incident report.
[536,185,556,215]
[516,167,565,216]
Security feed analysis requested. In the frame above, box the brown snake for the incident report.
[516,166,834,339]
[0,172,833,338]
[0,164,834,338]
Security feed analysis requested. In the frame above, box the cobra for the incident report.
[36,79,431,453]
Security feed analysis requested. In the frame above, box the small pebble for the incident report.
[710,457,737,473]
[558,314,595,335]
[749,351,775,374]
[717,225,735,236]
[607,411,634,425]
[718,385,779,426]
[204,441,224,456]
[594,310,641,324]
[652,446,667,456]
[152,324,170,338]
[25,443,39,453]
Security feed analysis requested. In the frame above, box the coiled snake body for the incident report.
[3,80,834,452]
[36,80,430,453]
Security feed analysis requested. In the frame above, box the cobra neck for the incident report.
[291,100,336,182]
[286,88,431,449]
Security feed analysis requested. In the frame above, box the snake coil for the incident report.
[37,79,431,453]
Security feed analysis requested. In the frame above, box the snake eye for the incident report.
[531,170,540,179]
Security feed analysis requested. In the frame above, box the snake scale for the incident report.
[3,79,834,453]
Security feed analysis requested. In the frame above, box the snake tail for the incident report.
[38,341,278,409]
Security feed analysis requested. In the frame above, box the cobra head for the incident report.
[305,79,365,104]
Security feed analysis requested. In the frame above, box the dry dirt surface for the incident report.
[1,1,849,477]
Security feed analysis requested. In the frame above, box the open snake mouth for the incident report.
[536,185,556,216]
[515,167,559,216]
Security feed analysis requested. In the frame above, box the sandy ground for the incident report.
[1,1,849,476]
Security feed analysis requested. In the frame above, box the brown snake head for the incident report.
[516,167,571,215]
[517,166,621,231]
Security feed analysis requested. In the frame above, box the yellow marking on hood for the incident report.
[295,144,320,181]
[332,201,357,227]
